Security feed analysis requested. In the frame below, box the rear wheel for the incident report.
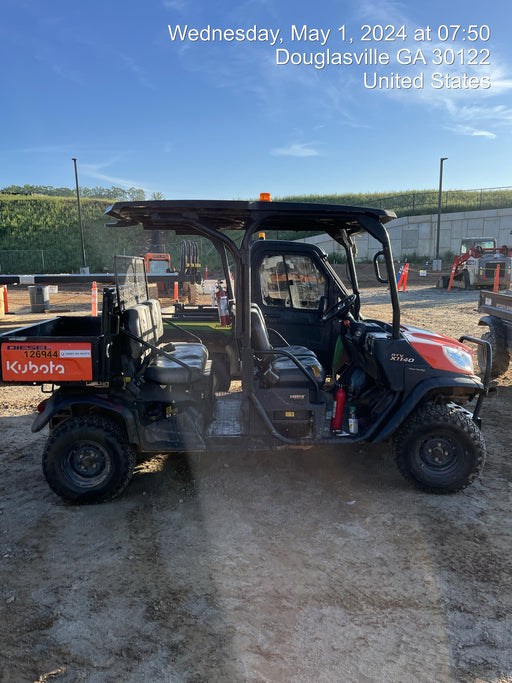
[394,403,485,494]
[42,415,136,504]
[477,325,510,378]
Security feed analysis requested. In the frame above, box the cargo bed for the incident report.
[478,290,512,323]
[477,290,512,377]
[0,316,106,384]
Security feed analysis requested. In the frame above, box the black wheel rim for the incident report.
[417,434,460,473]
[64,440,112,489]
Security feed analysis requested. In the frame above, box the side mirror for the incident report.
[373,251,389,284]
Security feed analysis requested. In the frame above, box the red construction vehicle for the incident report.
[144,240,201,303]
[144,252,172,277]
[440,237,512,290]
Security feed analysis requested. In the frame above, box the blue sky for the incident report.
[1,0,511,200]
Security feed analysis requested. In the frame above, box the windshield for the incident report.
[259,254,327,310]
[148,259,170,274]
[461,239,495,253]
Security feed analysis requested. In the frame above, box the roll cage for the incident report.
[105,199,399,391]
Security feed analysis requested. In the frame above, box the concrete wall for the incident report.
[296,207,512,261]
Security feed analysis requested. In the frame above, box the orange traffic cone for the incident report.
[91,281,98,316]
[493,264,500,292]
[401,263,409,292]
[397,263,409,291]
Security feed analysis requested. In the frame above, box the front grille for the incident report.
[484,261,507,279]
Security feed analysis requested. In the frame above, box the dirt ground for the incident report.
[1,283,512,683]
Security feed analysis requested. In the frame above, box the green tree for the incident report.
[127,187,146,201]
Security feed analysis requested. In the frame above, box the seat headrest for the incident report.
[250,303,272,351]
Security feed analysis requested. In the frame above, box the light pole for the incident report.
[72,158,87,270]
[435,157,448,260]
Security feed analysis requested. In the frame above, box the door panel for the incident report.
[257,253,334,366]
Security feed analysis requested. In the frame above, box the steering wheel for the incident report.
[322,294,357,321]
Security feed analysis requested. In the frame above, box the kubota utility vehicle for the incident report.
[0,199,492,503]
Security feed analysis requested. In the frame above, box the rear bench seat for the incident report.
[123,300,208,385]
[145,344,208,385]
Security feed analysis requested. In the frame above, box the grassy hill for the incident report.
[0,195,150,274]
[1,187,512,274]
[0,195,195,274]
[278,187,512,216]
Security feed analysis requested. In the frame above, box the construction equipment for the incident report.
[144,240,201,303]
[179,240,201,305]
[440,237,512,290]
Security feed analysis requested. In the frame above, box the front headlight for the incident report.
[443,345,474,373]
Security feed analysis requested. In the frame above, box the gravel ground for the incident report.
[1,283,511,683]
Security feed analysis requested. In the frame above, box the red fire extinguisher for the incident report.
[215,281,230,326]
[330,387,346,432]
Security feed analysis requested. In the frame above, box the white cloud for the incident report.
[470,129,497,139]
[448,124,496,139]
[271,142,321,157]
[444,100,512,137]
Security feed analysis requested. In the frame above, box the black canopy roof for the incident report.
[105,199,396,241]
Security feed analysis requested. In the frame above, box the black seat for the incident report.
[250,304,326,388]
[145,342,208,384]
[123,300,209,386]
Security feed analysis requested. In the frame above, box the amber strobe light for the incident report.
[259,192,271,201]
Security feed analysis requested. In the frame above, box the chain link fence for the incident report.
[364,186,512,216]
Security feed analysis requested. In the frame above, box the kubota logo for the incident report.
[5,360,65,375]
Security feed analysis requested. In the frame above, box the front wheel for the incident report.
[42,415,136,504]
[463,270,473,290]
[394,403,486,494]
